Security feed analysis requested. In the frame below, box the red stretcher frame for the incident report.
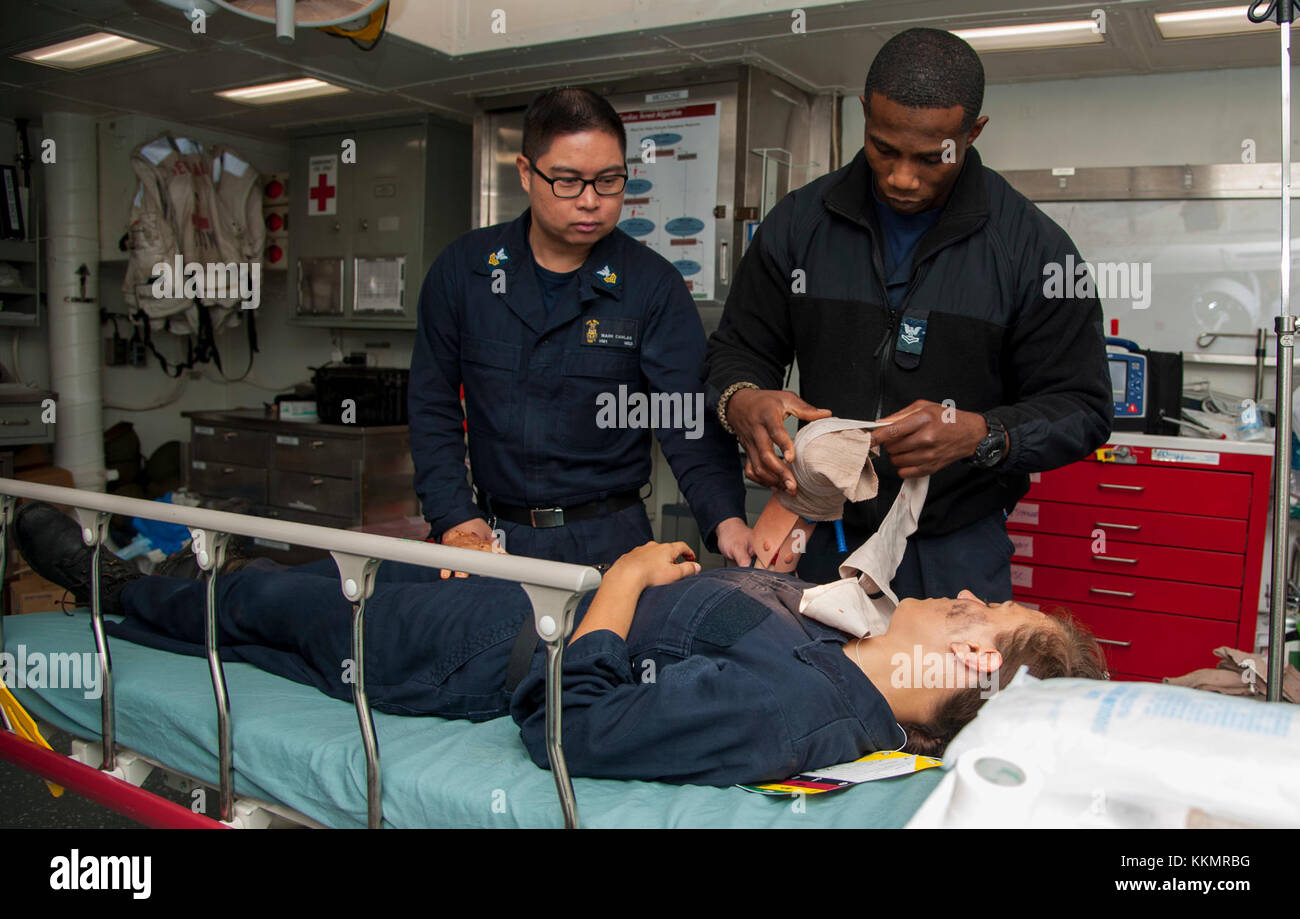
[0,729,226,829]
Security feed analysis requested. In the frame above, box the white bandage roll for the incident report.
[943,746,1044,829]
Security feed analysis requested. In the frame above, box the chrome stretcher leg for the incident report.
[521,584,585,830]
[330,552,382,829]
[0,495,14,650]
[72,509,114,772]
[190,528,233,822]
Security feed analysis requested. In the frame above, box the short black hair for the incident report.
[864,28,985,133]
[521,87,627,162]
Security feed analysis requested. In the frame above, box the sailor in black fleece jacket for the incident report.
[706,28,1111,595]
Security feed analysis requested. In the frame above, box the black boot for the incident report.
[151,535,259,580]
[13,501,143,614]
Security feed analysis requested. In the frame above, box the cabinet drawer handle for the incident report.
[311,440,325,449]
[1093,555,1138,564]
[1095,637,1133,648]
[221,467,235,474]
[0,418,31,425]
[222,431,239,440]
[310,477,325,486]
[1095,521,1141,531]
[1089,586,1136,598]
[1098,482,1144,492]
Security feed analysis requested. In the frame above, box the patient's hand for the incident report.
[606,541,700,593]
[439,518,506,579]
[570,542,700,646]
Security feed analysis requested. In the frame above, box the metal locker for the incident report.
[289,115,471,329]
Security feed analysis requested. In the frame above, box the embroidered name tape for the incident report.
[583,317,638,348]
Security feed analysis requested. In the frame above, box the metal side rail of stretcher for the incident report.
[0,478,601,829]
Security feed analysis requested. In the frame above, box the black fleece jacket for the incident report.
[705,146,1113,538]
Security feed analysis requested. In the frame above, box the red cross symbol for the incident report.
[310,172,336,212]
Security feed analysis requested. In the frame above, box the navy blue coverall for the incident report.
[105,564,902,787]
[408,209,747,566]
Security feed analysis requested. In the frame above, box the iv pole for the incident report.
[1249,0,1298,702]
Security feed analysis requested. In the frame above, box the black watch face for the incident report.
[977,434,1003,467]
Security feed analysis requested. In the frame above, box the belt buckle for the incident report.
[529,506,564,528]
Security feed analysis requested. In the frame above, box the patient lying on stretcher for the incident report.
[16,502,1106,788]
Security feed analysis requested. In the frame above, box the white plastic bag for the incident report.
[936,676,1300,828]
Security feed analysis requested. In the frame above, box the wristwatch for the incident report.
[967,414,1008,469]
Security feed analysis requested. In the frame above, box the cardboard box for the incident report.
[16,463,75,489]
[8,570,72,615]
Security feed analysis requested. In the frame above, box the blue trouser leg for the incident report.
[114,567,535,720]
[891,512,1014,602]
[243,557,466,585]
[795,511,1014,601]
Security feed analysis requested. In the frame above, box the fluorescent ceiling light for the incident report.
[1154,6,1275,39]
[953,20,1105,52]
[15,32,161,70]
[216,77,349,105]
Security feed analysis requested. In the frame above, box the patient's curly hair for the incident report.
[900,610,1108,757]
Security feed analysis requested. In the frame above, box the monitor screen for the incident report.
[1109,358,1128,401]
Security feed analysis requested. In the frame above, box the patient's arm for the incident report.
[568,541,699,645]
[751,492,816,572]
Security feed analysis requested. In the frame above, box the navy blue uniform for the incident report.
[107,565,902,787]
[409,210,746,566]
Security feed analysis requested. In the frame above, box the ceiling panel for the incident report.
[1,0,1291,140]
[219,28,464,90]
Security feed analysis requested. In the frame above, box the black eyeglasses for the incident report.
[527,158,627,198]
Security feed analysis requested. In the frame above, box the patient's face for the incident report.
[892,589,1047,650]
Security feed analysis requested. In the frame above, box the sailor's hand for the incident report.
[713,517,754,567]
[607,541,700,592]
[439,518,505,579]
[872,399,987,478]
[727,388,831,494]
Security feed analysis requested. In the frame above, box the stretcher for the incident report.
[0,479,942,829]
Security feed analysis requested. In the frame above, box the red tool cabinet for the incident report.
[1006,434,1272,682]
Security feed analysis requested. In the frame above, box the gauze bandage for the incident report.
[774,417,929,638]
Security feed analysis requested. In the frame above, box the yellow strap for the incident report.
[0,682,65,797]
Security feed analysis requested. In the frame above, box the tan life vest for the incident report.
[121,135,264,335]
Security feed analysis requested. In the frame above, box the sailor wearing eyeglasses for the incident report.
[409,87,751,570]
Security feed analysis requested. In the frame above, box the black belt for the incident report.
[481,490,641,529]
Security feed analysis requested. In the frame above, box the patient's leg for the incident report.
[112,569,536,720]
[245,557,450,585]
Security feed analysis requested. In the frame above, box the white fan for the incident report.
[208,1,387,43]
